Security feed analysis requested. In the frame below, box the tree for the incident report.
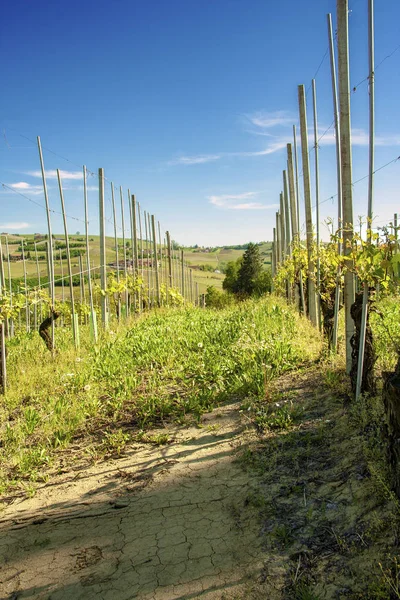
[235,243,263,296]
[222,260,241,293]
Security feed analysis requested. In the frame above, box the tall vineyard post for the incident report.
[287,143,302,311]
[293,124,306,313]
[58,170,79,348]
[276,212,282,266]
[144,210,151,308]
[181,249,185,299]
[312,78,322,331]
[157,221,163,290]
[111,183,121,320]
[99,168,108,328]
[356,0,375,401]
[21,239,29,333]
[151,215,160,306]
[279,193,287,261]
[147,211,154,307]
[34,242,42,324]
[6,237,14,337]
[84,166,97,341]
[37,136,55,348]
[337,0,355,374]
[0,239,8,337]
[138,202,144,308]
[120,186,129,317]
[59,248,65,327]
[327,12,343,351]
[132,195,139,312]
[283,171,292,300]
[166,231,173,303]
[0,249,6,392]
[298,84,318,326]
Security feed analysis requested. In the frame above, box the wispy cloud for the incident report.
[316,127,400,147]
[7,182,43,196]
[0,222,31,230]
[169,141,287,167]
[208,192,278,211]
[168,154,222,166]
[26,169,83,180]
[245,110,294,129]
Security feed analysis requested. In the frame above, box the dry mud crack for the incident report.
[0,401,267,600]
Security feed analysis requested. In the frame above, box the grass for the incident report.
[0,296,322,494]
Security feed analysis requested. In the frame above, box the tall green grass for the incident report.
[0,297,322,493]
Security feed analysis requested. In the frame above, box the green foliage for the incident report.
[205,286,233,308]
[222,260,241,293]
[0,297,322,491]
[235,242,264,296]
[222,245,272,298]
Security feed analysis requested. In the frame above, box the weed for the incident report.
[101,430,130,457]
[270,523,293,548]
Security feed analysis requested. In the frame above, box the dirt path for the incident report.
[0,401,267,600]
[1,368,399,599]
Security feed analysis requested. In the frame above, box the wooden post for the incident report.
[151,215,160,306]
[119,186,129,316]
[21,239,30,332]
[5,237,13,337]
[83,166,97,341]
[298,84,317,326]
[276,212,282,266]
[283,171,291,256]
[157,221,163,288]
[0,247,6,391]
[143,210,150,308]
[181,249,185,298]
[293,125,301,229]
[195,281,199,306]
[132,195,139,312]
[138,202,144,310]
[287,144,299,240]
[328,13,343,351]
[166,231,173,303]
[37,136,55,346]
[98,168,107,327]
[78,253,85,322]
[111,183,120,320]
[190,269,194,303]
[312,79,322,330]
[57,170,79,348]
[59,248,64,327]
[34,241,42,325]
[356,0,375,400]
[293,126,306,314]
[111,184,120,282]
[279,192,286,258]
[337,0,355,373]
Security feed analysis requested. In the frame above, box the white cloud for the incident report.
[208,192,278,210]
[168,154,222,166]
[26,169,83,180]
[0,222,31,230]
[245,110,294,129]
[7,182,43,196]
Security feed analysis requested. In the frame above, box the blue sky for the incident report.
[1,0,399,246]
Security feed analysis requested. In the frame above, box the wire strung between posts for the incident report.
[0,182,87,224]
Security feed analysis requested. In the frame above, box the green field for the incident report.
[2,235,272,297]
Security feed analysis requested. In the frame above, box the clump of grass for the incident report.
[0,297,322,492]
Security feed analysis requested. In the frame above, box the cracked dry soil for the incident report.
[0,401,267,600]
